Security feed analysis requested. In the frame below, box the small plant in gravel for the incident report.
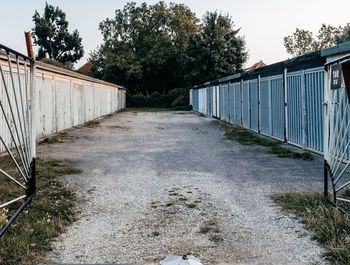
[41,132,73,144]
[209,234,224,243]
[199,224,212,234]
[186,203,197,209]
[151,230,160,237]
[271,191,350,265]
[165,202,174,207]
[84,120,100,128]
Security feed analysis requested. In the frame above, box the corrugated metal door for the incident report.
[233,82,241,124]
[305,68,324,153]
[271,76,285,140]
[228,83,235,123]
[259,78,271,136]
[242,81,250,128]
[287,72,304,147]
[221,83,229,121]
[249,80,259,132]
[209,86,213,117]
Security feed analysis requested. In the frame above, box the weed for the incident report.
[151,230,160,237]
[186,203,197,209]
[199,225,212,234]
[271,191,350,265]
[41,132,73,144]
[178,197,188,202]
[209,234,224,243]
[84,120,100,128]
[211,120,313,161]
[0,157,80,265]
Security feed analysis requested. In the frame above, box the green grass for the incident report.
[271,192,350,265]
[211,120,313,160]
[0,157,81,265]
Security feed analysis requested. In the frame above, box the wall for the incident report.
[190,42,350,155]
[0,58,126,153]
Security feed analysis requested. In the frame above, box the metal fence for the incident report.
[0,43,126,236]
[0,44,36,236]
[190,42,350,155]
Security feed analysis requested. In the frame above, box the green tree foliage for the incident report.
[284,23,350,57]
[90,2,247,95]
[185,11,247,85]
[336,23,350,44]
[90,2,199,95]
[32,2,84,65]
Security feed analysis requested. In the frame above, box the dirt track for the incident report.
[40,111,326,265]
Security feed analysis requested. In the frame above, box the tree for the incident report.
[90,2,199,95]
[336,23,350,44]
[284,24,349,57]
[185,12,247,85]
[32,2,84,66]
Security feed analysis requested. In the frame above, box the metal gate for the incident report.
[324,56,350,215]
[0,44,36,237]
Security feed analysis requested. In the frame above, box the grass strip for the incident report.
[0,157,81,265]
[211,120,313,160]
[271,192,350,265]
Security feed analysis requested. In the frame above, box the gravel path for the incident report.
[40,111,327,265]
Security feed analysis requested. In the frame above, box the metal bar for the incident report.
[330,101,349,169]
[30,60,36,160]
[16,59,31,162]
[324,160,328,197]
[0,101,29,175]
[23,62,30,161]
[0,194,34,237]
[334,160,350,189]
[0,44,31,61]
[6,54,30,168]
[329,88,346,164]
[0,65,29,171]
[329,89,348,168]
[331,123,350,179]
[0,168,26,189]
[0,136,28,182]
[0,195,26,209]
[336,197,350,203]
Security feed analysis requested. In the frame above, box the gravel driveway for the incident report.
[40,111,327,265]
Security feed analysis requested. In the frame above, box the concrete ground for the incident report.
[40,111,327,265]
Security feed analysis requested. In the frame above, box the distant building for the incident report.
[245,60,266,72]
[78,62,92,76]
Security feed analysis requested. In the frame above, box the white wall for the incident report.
[0,58,126,153]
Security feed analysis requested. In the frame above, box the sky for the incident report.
[1,0,350,68]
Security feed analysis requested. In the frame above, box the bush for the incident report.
[126,88,190,108]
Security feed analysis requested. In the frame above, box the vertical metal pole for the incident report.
[301,70,307,148]
[324,159,328,197]
[284,68,288,142]
[258,75,261,133]
[323,65,330,200]
[27,59,36,199]
[240,79,243,125]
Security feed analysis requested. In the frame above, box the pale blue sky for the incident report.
[1,0,350,68]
